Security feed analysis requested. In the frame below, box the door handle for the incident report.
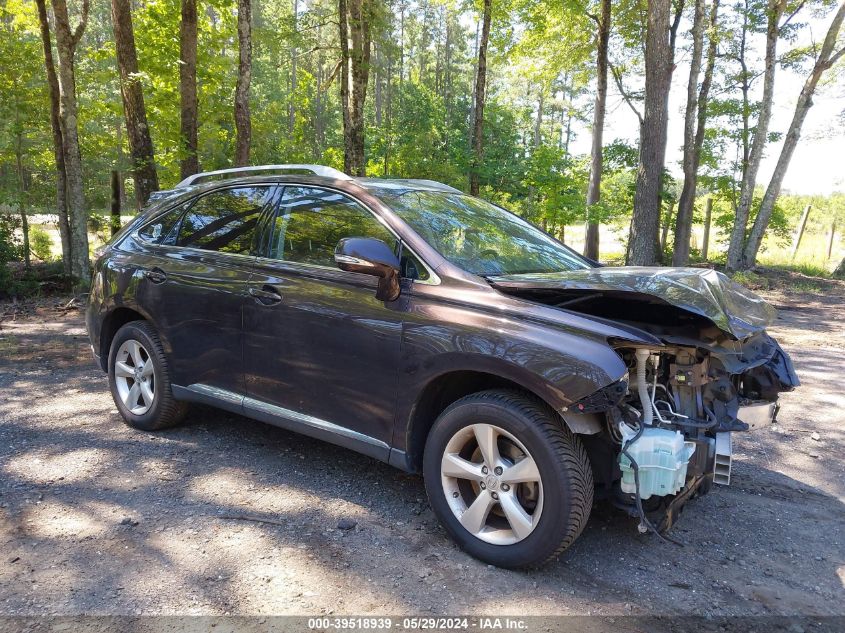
[249,285,283,305]
[143,268,167,284]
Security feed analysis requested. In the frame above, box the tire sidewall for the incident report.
[423,398,578,568]
[108,322,168,431]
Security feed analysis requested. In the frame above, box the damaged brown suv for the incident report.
[86,165,798,568]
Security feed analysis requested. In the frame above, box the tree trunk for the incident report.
[35,0,72,275]
[289,0,298,137]
[584,0,611,261]
[628,0,672,266]
[339,0,351,168]
[743,2,845,268]
[374,43,382,127]
[110,170,122,237]
[790,204,812,260]
[51,0,90,282]
[726,0,785,271]
[112,0,159,206]
[469,0,492,196]
[15,138,31,269]
[834,256,845,279]
[701,196,713,260]
[468,17,479,150]
[533,90,544,147]
[673,0,718,266]
[234,0,252,167]
[661,199,676,252]
[339,0,372,176]
[526,87,544,220]
[314,21,326,156]
[828,221,837,261]
[179,0,199,179]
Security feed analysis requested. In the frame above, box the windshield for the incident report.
[374,190,592,276]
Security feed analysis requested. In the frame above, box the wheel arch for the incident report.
[98,307,148,371]
[398,367,602,473]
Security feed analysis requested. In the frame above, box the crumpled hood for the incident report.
[489,266,777,340]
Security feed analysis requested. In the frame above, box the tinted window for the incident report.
[176,186,270,254]
[268,186,429,280]
[138,203,187,245]
[374,190,591,276]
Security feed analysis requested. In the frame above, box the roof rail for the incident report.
[400,179,463,194]
[175,164,351,188]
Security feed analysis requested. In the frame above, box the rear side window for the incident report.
[137,203,188,245]
[176,186,270,255]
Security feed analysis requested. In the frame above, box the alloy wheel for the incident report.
[113,339,156,415]
[440,423,543,545]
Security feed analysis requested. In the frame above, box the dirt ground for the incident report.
[1,277,843,620]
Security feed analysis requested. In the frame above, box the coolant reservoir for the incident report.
[619,425,696,499]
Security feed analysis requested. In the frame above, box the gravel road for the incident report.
[0,285,843,619]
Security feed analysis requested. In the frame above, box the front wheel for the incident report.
[423,390,593,569]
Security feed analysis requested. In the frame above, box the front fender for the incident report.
[396,298,627,444]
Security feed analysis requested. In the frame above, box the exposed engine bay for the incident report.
[603,337,797,536]
[490,266,800,536]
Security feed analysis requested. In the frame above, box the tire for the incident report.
[107,320,188,431]
[423,389,593,569]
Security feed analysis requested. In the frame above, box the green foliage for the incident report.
[0,214,22,264]
[0,214,29,298]
[29,225,53,261]
[0,0,841,274]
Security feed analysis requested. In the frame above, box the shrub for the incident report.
[0,215,22,297]
[30,226,54,261]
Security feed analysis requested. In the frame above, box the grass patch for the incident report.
[730,270,770,290]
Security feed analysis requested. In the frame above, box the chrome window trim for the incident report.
[260,182,442,286]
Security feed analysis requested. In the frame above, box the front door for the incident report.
[243,185,406,454]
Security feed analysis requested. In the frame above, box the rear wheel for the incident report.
[108,321,187,431]
[423,390,593,568]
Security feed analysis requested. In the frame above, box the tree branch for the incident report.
[780,0,807,31]
[669,0,686,55]
[829,45,845,66]
[71,0,90,48]
[324,58,343,89]
[610,62,643,126]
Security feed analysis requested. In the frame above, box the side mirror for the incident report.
[334,237,401,301]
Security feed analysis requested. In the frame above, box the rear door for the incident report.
[135,184,277,396]
[242,185,410,455]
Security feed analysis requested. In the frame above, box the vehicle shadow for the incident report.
[1,392,843,619]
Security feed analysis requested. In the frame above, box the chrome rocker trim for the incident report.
[171,383,390,463]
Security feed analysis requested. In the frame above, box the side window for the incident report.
[269,186,395,267]
[176,186,270,255]
[268,186,429,280]
[137,203,188,245]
